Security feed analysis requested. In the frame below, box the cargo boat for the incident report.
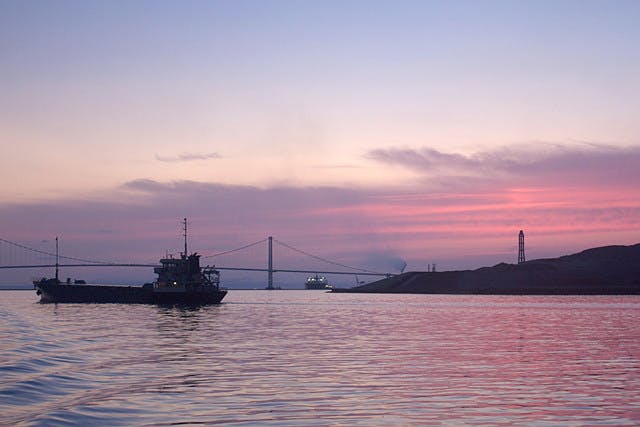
[305,274,333,290]
[33,219,227,304]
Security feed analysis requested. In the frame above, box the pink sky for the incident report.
[1,2,639,286]
[1,143,639,286]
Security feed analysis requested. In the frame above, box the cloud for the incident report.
[366,143,640,188]
[312,163,361,170]
[1,168,639,285]
[155,152,222,162]
[367,147,478,172]
[123,178,172,193]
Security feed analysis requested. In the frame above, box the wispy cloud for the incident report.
[367,147,478,172]
[366,143,640,187]
[312,164,361,170]
[155,152,222,162]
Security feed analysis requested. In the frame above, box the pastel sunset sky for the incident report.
[1,1,639,286]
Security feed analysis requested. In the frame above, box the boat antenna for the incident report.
[55,236,59,282]
[183,217,188,257]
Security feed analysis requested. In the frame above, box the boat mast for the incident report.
[183,217,188,257]
[55,236,59,282]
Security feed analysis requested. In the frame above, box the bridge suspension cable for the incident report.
[1,236,390,277]
[274,239,383,275]
[201,238,268,259]
[1,238,118,265]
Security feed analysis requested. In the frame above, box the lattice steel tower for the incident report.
[518,230,525,264]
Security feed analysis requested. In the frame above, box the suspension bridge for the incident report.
[0,236,392,289]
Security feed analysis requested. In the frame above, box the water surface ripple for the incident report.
[1,291,639,426]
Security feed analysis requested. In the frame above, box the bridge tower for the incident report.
[267,236,274,290]
[55,236,60,281]
[518,230,525,264]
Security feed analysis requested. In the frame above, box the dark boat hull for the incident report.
[35,282,227,305]
[305,284,332,290]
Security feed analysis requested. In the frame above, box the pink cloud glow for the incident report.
[1,143,639,285]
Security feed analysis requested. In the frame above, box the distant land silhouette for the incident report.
[334,244,640,295]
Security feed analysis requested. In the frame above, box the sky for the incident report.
[1,1,639,286]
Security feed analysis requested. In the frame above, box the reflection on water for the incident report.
[1,291,639,426]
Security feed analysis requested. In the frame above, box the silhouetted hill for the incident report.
[334,244,640,295]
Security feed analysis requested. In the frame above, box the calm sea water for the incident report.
[1,290,639,426]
